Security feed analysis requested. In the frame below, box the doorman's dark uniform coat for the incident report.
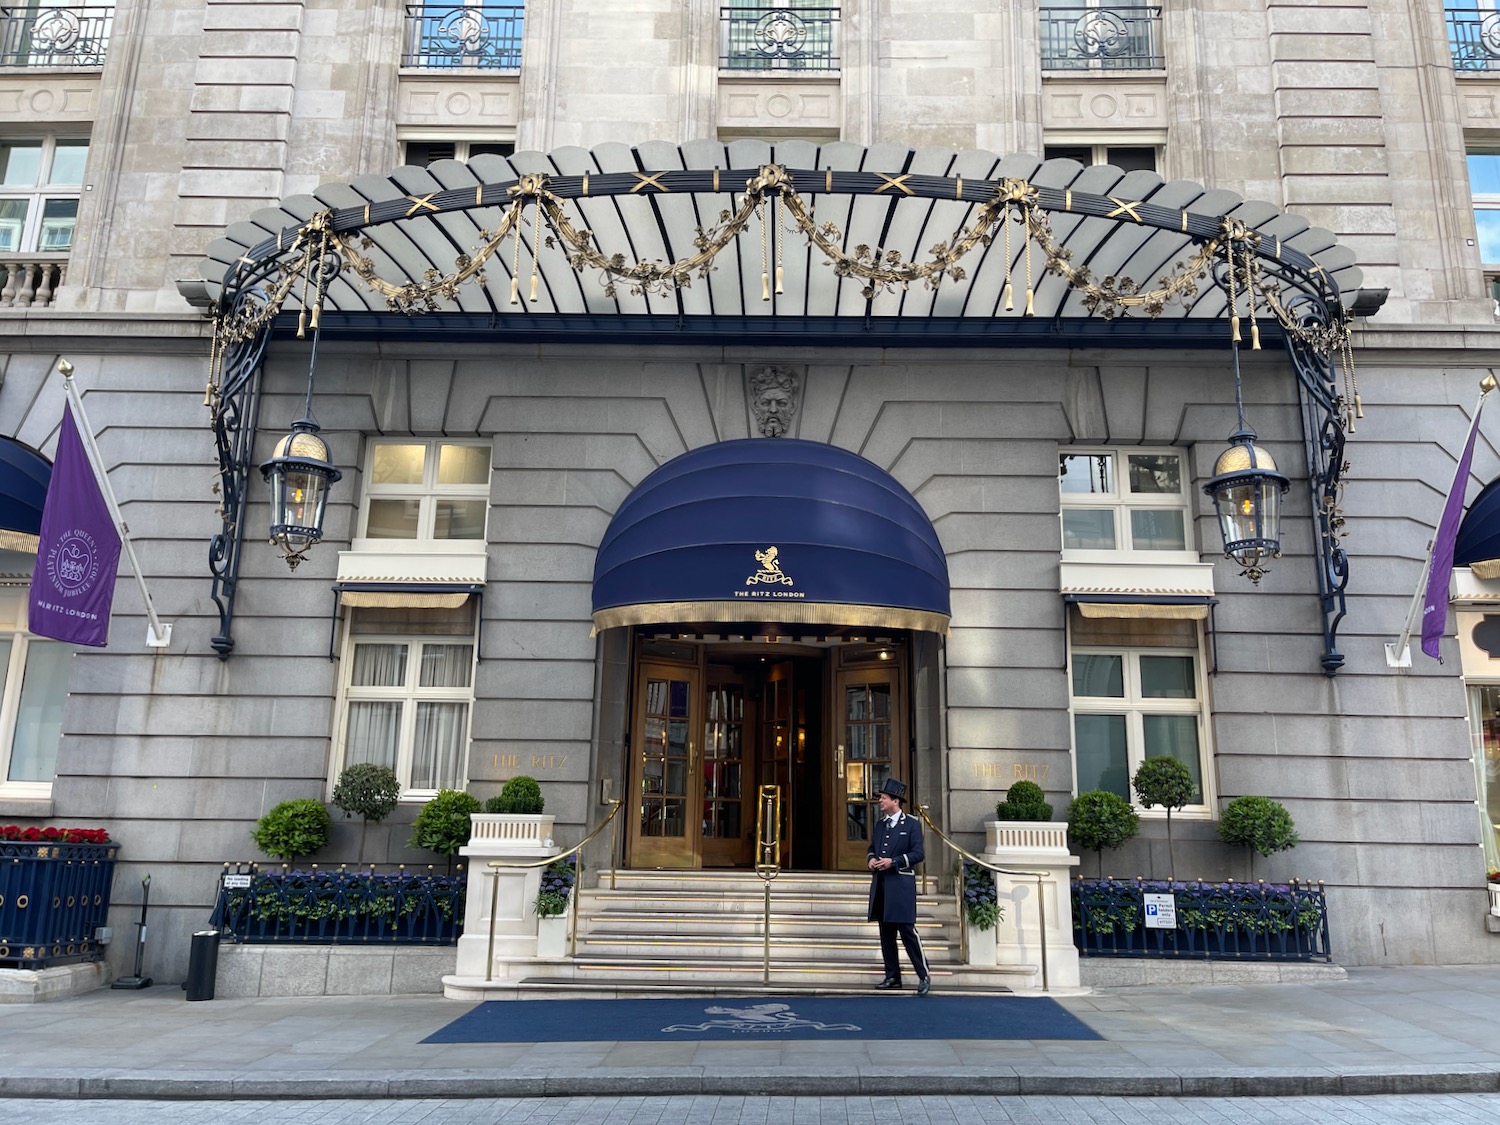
[867,810,922,923]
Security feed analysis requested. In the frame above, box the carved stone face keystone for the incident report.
[748,365,800,438]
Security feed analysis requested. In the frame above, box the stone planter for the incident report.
[536,912,568,959]
[965,917,998,965]
[450,814,561,983]
[468,813,556,854]
[1490,883,1500,918]
[983,819,1080,989]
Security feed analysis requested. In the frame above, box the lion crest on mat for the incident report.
[662,1002,860,1033]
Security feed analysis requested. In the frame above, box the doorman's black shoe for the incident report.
[915,977,931,996]
[874,976,903,990]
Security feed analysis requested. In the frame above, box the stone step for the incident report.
[574,933,959,962]
[579,910,954,935]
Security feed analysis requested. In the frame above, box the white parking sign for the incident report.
[1143,892,1177,929]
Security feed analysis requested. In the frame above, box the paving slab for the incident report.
[0,965,1496,1098]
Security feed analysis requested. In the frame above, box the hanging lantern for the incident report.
[260,418,341,568]
[1203,431,1289,585]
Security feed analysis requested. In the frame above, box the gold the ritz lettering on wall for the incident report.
[973,761,1050,782]
[490,754,569,770]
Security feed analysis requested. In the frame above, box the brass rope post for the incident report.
[754,784,782,985]
[484,865,500,983]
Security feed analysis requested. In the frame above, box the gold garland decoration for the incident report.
[213,166,1353,371]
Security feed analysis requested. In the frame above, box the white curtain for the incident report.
[413,702,467,790]
[352,642,407,686]
[346,701,401,771]
[419,643,472,687]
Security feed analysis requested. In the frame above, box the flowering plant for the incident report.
[535,855,576,918]
[0,824,111,844]
[962,859,1001,931]
[1489,869,1500,884]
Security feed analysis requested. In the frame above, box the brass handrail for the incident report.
[483,799,624,978]
[915,805,1051,992]
[754,784,782,984]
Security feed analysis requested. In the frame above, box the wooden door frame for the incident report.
[827,649,908,871]
[626,659,703,869]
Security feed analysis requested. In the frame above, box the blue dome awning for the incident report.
[0,435,51,554]
[1457,475,1500,572]
[591,438,950,633]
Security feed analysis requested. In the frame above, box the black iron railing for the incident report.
[721,6,840,73]
[1449,7,1500,73]
[210,865,465,945]
[403,4,523,70]
[0,841,117,968]
[0,5,112,67]
[1040,6,1163,72]
[1073,877,1331,961]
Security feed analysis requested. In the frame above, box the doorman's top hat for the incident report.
[880,778,907,803]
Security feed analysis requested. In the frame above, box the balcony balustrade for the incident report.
[1449,6,1500,73]
[1040,5,1163,73]
[0,5,112,68]
[402,3,523,70]
[0,259,66,308]
[720,5,840,74]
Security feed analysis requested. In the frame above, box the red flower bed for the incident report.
[0,824,111,844]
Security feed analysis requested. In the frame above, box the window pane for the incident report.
[1073,653,1124,697]
[1142,716,1203,799]
[0,141,42,187]
[1140,655,1195,699]
[412,701,467,789]
[9,640,69,783]
[419,643,473,687]
[433,498,486,539]
[0,199,27,254]
[371,443,425,485]
[437,444,490,485]
[1060,453,1113,495]
[48,142,88,185]
[366,497,421,538]
[346,701,402,771]
[1127,454,1181,494]
[1107,146,1157,173]
[1478,208,1500,267]
[1471,153,1500,196]
[352,642,407,687]
[1075,714,1129,798]
[39,198,77,251]
[1129,508,1187,550]
[1063,508,1116,549]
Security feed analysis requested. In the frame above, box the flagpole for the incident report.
[1385,374,1497,668]
[56,360,172,649]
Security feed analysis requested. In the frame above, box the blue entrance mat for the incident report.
[424,995,1101,1043]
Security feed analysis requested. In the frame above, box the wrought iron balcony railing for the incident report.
[403,3,523,71]
[721,6,840,74]
[0,5,112,68]
[1449,6,1500,73]
[1040,5,1163,73]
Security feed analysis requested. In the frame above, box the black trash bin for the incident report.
[185,929,220,1001]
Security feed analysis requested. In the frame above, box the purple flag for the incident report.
[1421,396,1489,660]
[28,403,121,647]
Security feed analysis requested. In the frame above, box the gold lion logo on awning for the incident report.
[746,546,794,587]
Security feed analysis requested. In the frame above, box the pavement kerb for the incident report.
[0,1065,1498,1100]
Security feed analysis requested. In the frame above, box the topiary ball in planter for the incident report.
[1065,790,1140,877]
[1132,756,1196,811]
[994,778,1054,822]
[409,789,483,859]
[490,774,545,815]
[1218,795,1299,858]
[331,763,401,823]
[251,798,332,862]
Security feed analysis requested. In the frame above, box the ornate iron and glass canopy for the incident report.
[196,141,1371,669]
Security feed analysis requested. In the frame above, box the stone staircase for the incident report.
[446,869,1038,1000]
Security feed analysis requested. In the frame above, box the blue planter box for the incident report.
[0,842,118,968]
[1072,877,1332,962]
[211,868,464,946]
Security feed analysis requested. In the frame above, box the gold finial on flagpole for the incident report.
[57,358,74,379]
[1482,371,1497,395]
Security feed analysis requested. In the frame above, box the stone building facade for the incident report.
[1,0,1498,983]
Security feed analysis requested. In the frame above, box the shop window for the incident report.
[1044,144,1160,174]
[0,137,88,255]
[1466,683,1500,874]
[402,139,516,166]
[1059,447,1194,555]
[1068,608,1212,815]
[334,602,478,796]
[358,439,491,543]
[0,587,73,799]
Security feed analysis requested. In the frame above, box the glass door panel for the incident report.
[701,673,750,867]
[629,662,701,868]
[831,666,900,870]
